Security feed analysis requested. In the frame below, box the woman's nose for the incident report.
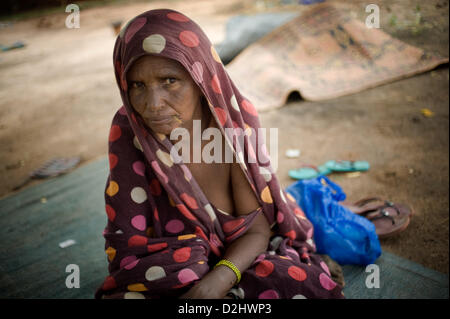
[145,89,165,113]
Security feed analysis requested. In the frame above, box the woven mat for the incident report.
[226,3,449,112]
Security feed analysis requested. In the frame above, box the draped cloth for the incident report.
[95,9,343,299]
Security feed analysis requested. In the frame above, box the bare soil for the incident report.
[0,0,448,273]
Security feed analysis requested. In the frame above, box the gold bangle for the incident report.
[214,259,241,284]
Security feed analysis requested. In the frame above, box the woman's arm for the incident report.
[181,161,271,299]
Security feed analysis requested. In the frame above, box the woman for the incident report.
[95,9,343,299]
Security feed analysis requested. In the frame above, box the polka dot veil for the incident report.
[96,9,344,299]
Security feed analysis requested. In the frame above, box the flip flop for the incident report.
[342,197,413,238]
[13,157,81,191]
[342,197,414,219]
[288,164,331,180]
[325,160,370,172]
[364,207,411,239]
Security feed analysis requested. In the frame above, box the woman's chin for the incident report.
[150,123,180,136]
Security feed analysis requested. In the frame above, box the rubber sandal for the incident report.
[288,164,331,180]
[325,160,370,172]
[342,197,414,219]
[13,157,81,191]
[364,207,411,239]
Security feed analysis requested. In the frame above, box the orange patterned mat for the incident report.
[226,3,449,112]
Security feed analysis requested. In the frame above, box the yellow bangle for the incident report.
[214,259,241,284]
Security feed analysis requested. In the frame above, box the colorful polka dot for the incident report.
[173,247,191,263]
[145,266,166,281]
[241,99,258,116]
[191,62,203,83]
[223,218,245,233]
[120,256,139,270]
[258,289,279,299]
[109,153,118,170]
[178,268,199,284]
[180,193,198,210]
[118,105,127,115]
[109,125,122,142]
[287,192,296,203]
[285,230,296,240]
[165,219,185,233]
[178,234,197,240]
[167,12,190,22]
[259,166,272,182]
[105,204,116,221]
[176,204,197,221]
[261,186,273,204]
[211,45,221,63]
[156,149,174,167]
[288,266,307,281]
[142,34,166,54]
[131,215,146,231]
[132,161,145,176]
[105,246,116,262]
[230,94,239,111]
[125,17,146,44]
[276,211,284,223]
[151,161,169,184]
[292,294,307,299]
[320,261,331,276]
[294,207,306,220]
[215,107,227,126]
[133,136,143,151]
[255,260,274,277]
[319,273,337,290]
[131,187,147,203]
[179,30,199,47]
[211,75,222,94]
[127,283,148,292]
[147,242,168,252]
[124,292,145,299]
[128,235,147,247]
[181,165,192,181]
[106,180,119,197]
[204,204,217,222]
[102,276,116,290]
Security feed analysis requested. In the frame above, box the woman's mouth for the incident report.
[148,116,174,125]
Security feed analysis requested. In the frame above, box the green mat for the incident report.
[0,157,448,299]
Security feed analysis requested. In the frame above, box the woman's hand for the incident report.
[180,266,236,299]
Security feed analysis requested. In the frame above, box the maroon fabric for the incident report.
[95,9,343,299]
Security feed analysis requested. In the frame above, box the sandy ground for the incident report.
[0,0,448,274]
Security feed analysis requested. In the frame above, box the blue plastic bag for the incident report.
[286,176,381,265]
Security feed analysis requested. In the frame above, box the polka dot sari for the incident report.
[95,9,344,299]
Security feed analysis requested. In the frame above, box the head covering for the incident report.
[96,9,343,299]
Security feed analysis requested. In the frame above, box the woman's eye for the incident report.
[165,78,177,85]
[132,81,144,89]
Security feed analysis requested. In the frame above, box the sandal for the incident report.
[342,197,413,238]
[325,160,370,172]
[342,197,414,219]
[288,164,331,180]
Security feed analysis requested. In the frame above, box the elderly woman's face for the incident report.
[127,55,202,135]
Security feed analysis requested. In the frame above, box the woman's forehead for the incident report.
[128,55,187,77]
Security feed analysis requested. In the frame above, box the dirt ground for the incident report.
[0,0,448,274]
